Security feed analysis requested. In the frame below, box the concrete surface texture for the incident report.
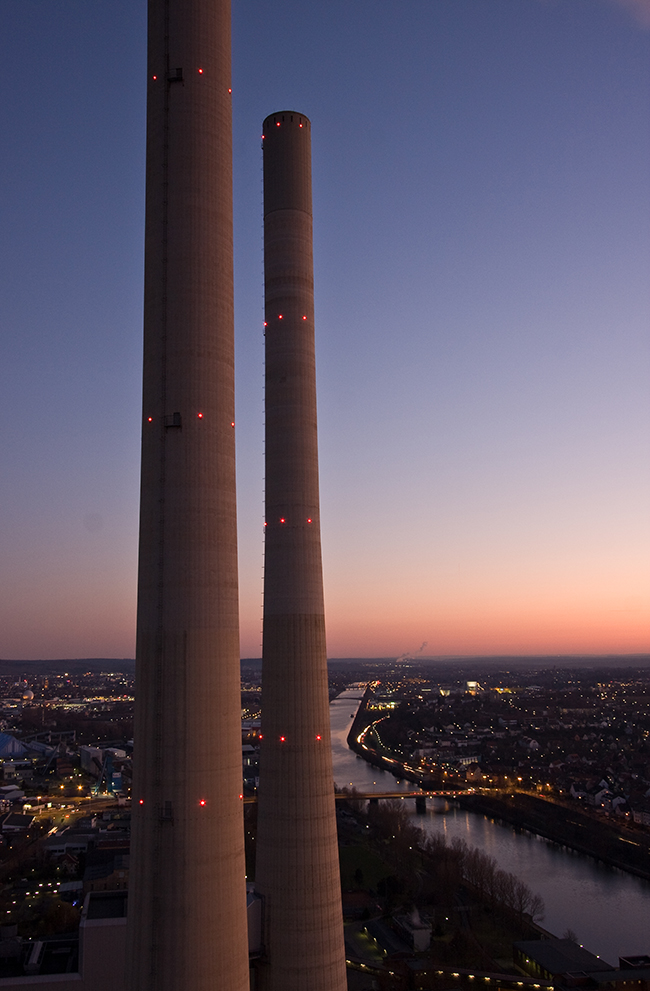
[255,111,348,991]
[125,2,250,989]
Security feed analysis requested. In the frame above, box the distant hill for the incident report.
[326,654,650,670]
[1,653,647,678]
[0,658,136,676]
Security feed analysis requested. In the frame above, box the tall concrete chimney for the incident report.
[125,2,250,989]
[255,111,347,991]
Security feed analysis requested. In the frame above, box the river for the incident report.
[330,689,650,966]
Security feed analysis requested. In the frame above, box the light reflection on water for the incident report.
[330,690,650,964]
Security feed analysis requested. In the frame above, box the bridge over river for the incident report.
[243,790,462,805]
[336,790,461,800]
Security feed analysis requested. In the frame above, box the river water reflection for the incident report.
[330,690,650,966]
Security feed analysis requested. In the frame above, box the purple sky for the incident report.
[1,0,649,660]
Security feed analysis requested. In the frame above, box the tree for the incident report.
[530,894,546,923]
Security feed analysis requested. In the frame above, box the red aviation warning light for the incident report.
[139,799,144,805]
[199,799,206,806]
[197,412,204,419]
[198,67,204,74]
[276,121,281,126]
[302,315,307,320]
[316,735,321,741]
[279,736,285,742]
[279,518,285,524]
[147,417,153,422]
[307,518,312,523]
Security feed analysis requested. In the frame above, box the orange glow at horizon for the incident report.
[238,546,650,658]
[320,595,650,658]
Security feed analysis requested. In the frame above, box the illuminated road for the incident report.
[30,795,120,826]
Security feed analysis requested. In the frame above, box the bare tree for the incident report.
[530,894,546,923]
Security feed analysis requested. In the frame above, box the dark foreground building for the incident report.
[254,112,347,991]
[125,1,250,989]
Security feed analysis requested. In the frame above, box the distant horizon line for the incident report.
[1,652,649,666]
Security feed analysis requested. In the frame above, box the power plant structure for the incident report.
[254,112,348,991]
[125,1,250,989]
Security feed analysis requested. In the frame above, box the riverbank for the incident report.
[337,795,545,978]
[455,792,650,883]
[346,686,461,789]
[345,689,650,884]
[331,688,650,963]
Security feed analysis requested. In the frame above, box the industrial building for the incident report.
[254,111,347,991]
[125,0,250,988]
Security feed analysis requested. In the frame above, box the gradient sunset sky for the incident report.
[1,0,648,661]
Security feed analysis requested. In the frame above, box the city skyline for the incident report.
[1,0,649,661]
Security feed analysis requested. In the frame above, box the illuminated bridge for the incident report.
[242,790,464,806]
